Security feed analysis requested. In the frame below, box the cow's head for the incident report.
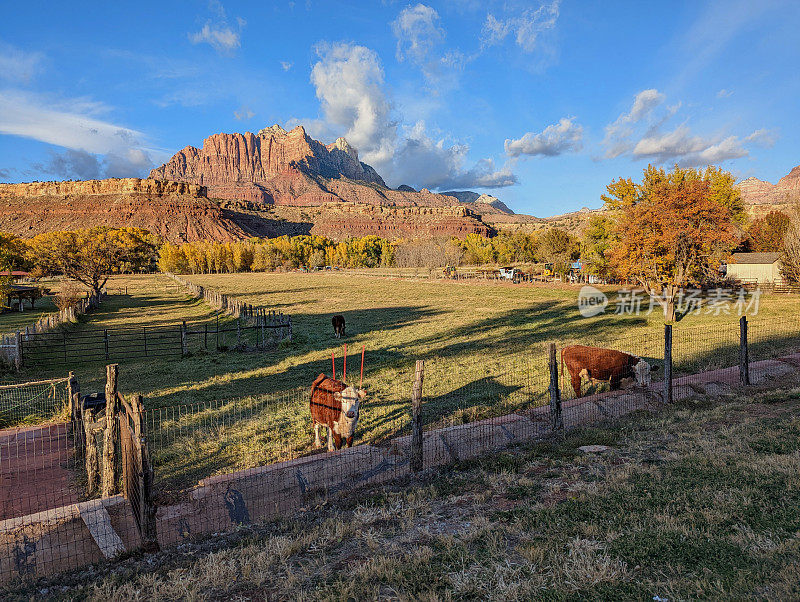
[633,359,658,386]
[334,386,366,420]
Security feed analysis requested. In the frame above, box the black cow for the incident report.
[332,315,346,338]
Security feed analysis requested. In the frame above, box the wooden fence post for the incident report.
[739,316,750,386]
[131,394,158,549]
[411,360,425,472]
[548,343,563,431]
[664,324,673,404]
[102,364,119,497]
[84,408,100,494]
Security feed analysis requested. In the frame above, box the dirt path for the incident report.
[0,422,81,520]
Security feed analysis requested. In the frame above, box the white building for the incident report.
[725,252,784,284]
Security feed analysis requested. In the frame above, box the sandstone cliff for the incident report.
[738,165,800,205]
[0,178,247,243]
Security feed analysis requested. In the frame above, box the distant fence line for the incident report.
[0,291,105,368]
[165,273,292,339]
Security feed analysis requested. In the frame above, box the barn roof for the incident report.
[730,252,781,264]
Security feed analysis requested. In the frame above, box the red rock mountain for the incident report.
[150,125,478,210]
[738,165,800,205]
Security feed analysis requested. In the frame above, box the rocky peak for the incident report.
[328,137,359,161]
[258,124,288,138]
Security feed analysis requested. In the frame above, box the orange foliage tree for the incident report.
[604,165,742,322]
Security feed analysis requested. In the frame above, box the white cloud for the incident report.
[189,3,245,55]
[303,43,515,190]
[392,4,444,64]
[717,88,733,98]
[390,121,516,189]
[391,4,463,88]
[0,89,155,178]
[310,42,396,166]
[505,117,583,158]
[744,128,777,147]
[234,106,255,120]
[0,41,44,84]
[601,88,771,167]
[602,89,666,158]
[280,61,293,71]
[481,1,560,53]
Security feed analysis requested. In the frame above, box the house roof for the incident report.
[730,252,781,265]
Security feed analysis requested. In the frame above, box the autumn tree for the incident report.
[747,210,790,252]
[31,227,157,296]
[580,215,615,277]
[604,165,741,322]
[536,228,577,275]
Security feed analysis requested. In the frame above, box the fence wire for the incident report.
[3,315,800,585]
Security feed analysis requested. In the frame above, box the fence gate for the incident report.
[118,393,157,549]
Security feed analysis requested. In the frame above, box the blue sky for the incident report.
[1,0,798,217]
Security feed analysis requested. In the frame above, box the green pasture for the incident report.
[2,271,798,494]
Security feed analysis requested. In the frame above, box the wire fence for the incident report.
[16,315,293,368]
[0,377,70,428]
[2,315,800,585]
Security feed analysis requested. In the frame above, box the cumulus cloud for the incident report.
[310,42,396,166]
[304,43,515,190]
[600,88,767,167]
[390,122,517,189]
[0,41,44,84]
[280,61,293,71]
[481,1,560,53]
[189,2,245,55]
[234,106,255,120]
[717,88,733,98]
[0,89,155,179]
[505,117,583,158]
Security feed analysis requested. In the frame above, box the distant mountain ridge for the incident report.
[737,165,800,205]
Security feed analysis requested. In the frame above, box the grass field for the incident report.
[2,271,799,494]
[8,384,800,600]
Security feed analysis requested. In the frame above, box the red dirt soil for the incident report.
[0,423,81,521]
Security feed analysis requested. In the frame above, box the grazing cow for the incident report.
[561,345,657,398]
[309,373,365,451]
[332,315,346,338]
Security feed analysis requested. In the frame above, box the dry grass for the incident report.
[7,386,800,601]
[6,272,800,494]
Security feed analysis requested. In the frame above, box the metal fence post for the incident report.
[104,329,110,360]
[14,331,21,369]
[548,343,563,431]
[181,321,188,357]
[102,363,119,497]
[411,360,425,472]
[664,324,673,404]
[739,316,750,385]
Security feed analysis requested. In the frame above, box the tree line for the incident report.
[0,163,799,319]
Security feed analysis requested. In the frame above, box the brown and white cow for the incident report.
[561,345,657,398]
[309,373,365,451]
